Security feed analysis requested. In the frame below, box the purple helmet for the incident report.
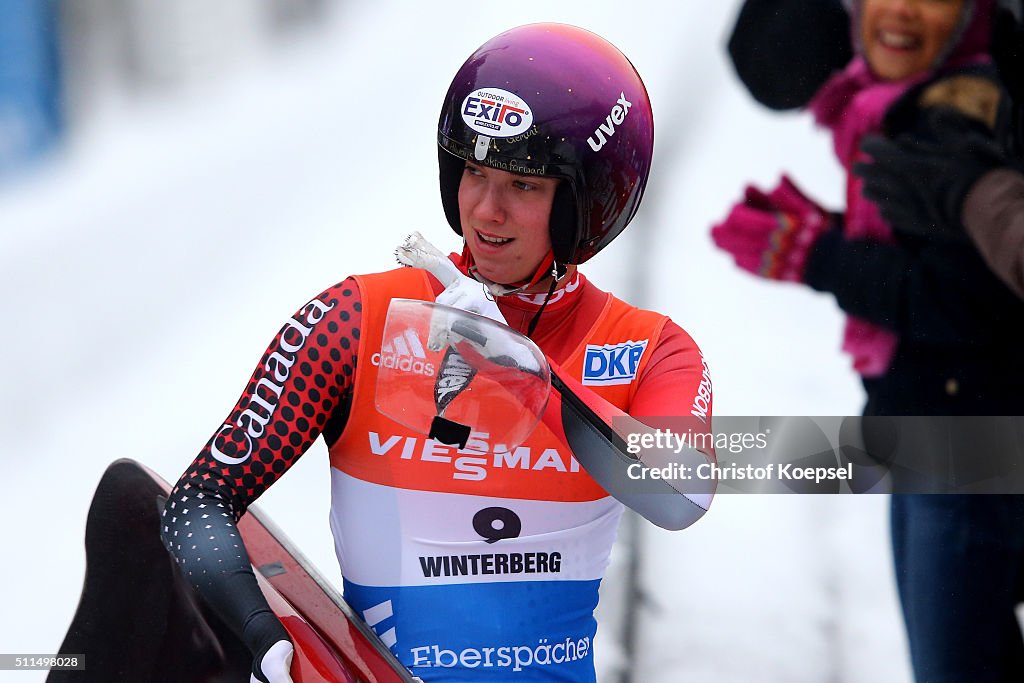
[437,23,655,266]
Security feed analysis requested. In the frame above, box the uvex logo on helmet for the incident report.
[461,88,535,138]
[587,92,633,152]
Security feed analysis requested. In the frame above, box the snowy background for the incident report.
[1,1,914,681]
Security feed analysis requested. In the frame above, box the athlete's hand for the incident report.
[447,318,545,375]
[396,231,509,353]
[251,640,294,683]
[396,231,507,324]
[394,232,543,373]
[712,175,835,282]
[395,231,464,288]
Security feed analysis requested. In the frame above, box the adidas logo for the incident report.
[372,329,436,376]
[363,599,398,650]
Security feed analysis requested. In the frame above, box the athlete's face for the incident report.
[458,161,560,287]
[860,0,965,81]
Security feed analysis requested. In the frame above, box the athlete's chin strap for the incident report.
[461,244,567,337]
[526,264,562,337]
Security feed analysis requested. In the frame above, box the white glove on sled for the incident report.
[251,639,294,683]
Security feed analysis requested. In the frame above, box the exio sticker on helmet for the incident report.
[461,88,534,138]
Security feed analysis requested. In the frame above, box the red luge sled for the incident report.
[52,459,416,683]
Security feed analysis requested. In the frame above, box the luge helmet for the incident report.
[437,23,655,266]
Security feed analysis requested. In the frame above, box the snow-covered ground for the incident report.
[0,2,912,681]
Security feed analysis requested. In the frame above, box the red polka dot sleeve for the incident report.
[159,278,361,666]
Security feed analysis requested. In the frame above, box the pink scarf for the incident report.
[809,58,921,376]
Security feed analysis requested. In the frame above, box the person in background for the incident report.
[718,1,1024,680]
[855,5,1024,298]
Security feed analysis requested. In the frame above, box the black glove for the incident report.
[853,108,1008,240]
[992,6,1024,155]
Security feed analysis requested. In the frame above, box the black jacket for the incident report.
[805,217,1024,416]
[805,64,1024,417]
[728,0,852,110]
